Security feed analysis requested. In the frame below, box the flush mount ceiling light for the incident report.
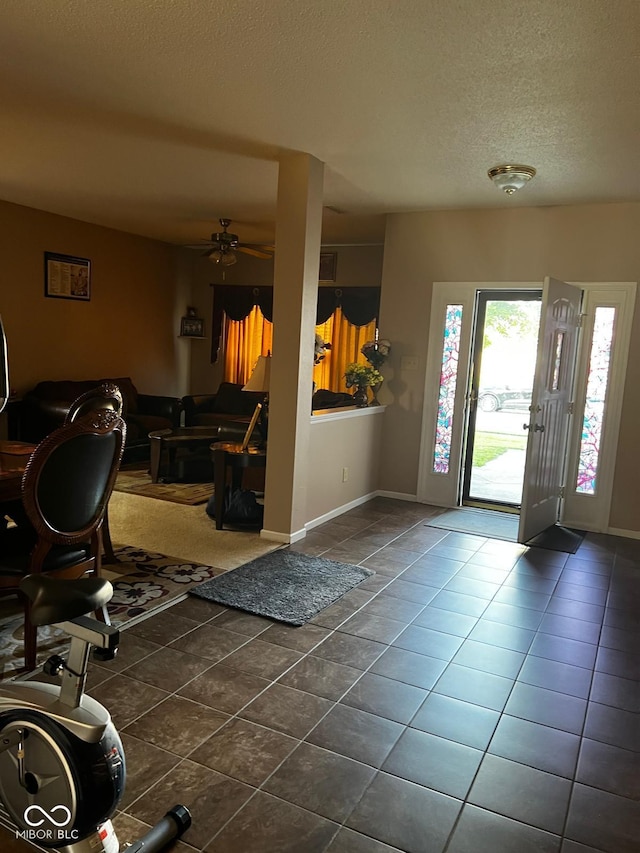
[488,164,536,195]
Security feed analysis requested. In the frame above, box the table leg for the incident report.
[214,448,226,530]
[101,508,118,563]
[149,436,163,483]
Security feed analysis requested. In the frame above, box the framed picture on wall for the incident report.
[319,252,337,282]
[180,316,205,337]
[44,252,91,301]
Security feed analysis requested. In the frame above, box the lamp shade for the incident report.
[243,355,271,392]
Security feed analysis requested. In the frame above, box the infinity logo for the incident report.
[24,805,71,827]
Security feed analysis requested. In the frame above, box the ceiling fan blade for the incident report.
[237,246,274,260]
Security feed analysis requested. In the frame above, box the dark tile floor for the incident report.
[3,498,640,852]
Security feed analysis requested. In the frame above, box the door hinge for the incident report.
[558,485,566,499]
[578,313,588,328]
[567,401,574,414]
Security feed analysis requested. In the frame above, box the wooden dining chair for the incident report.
[65,382,124,563]
[0,408,126,671]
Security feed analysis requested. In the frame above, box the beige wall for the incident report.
[0,199,191,397]
[378,202,640,531]
[306,408,385,524]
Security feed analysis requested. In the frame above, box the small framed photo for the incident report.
[44,252,91,301]
[180,316,205,337]
[319,252,337,282]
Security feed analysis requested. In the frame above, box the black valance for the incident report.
[210,284,380,362]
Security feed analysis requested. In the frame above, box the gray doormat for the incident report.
[425,508,585,553]
[426,508,519,541]
[189,549,374,626]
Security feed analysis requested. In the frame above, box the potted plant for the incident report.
[361,338,391,405]
[344,362,382,407]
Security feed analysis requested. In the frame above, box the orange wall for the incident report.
[0,198,191,397]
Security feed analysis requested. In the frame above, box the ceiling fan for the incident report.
[186,218,274,266]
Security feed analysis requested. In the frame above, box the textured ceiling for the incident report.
[1,0,639,246]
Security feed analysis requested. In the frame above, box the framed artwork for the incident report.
[319,252,337,282]
[44,252,91,301]
[180,316,205,337]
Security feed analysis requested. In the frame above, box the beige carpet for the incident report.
[108,491,280,570]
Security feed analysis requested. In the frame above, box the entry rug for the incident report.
[0,546,223,677]
[190,549,374,626]
[425,508,585,553]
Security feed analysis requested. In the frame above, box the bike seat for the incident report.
[20,575,114,627]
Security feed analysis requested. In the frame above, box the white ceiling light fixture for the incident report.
[488,164,536,195]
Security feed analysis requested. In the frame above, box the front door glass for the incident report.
[463,293,541,507]
[576,306,616,494]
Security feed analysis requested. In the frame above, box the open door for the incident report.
[518,277,583,543]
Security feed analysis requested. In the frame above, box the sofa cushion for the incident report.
[212,382,264,416]
[30,378,139,415]
[127,413,174,441]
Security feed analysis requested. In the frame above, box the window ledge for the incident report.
[311,405,386,423]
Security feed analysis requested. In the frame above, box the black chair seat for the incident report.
[20,574,113,627]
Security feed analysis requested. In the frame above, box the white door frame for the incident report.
[417,281,636,533]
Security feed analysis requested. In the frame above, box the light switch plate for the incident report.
[401,356,419,371]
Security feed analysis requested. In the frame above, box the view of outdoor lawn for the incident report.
[469,299,541,505]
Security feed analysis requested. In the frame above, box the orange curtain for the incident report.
[313,307,376,392]
[224,305,375,390]
[223,306,273,384]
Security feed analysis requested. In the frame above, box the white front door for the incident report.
[518,277,583,543]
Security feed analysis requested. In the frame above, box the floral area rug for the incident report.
[0,546,223,678]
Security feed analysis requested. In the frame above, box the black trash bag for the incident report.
[222,487,264,526]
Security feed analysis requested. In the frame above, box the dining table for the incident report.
[0,441,36,503]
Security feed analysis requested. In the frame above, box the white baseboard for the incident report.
[260,527,307,544]
[305,491,379,531]
[376,490,418,502]
[607,526,640,540]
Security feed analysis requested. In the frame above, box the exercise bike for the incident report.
[0,573,191,852]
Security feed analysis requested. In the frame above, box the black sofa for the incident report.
[183,382,354,428]
[20,377,182,458]
[182,382,265,429]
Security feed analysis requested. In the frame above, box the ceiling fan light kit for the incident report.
[488,164,536,195]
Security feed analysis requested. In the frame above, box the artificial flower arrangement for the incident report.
[361,338,391,369]
[314,333,332,365]
[344,362,382,389]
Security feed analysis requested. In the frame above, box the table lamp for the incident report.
[243,354,271,444]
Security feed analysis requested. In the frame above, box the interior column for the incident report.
[261,152,323,542]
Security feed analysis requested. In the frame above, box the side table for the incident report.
[210,441,267,530]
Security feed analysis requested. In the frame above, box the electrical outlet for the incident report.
[342,467,349,482]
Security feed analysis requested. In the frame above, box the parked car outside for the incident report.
[478,387,532,412]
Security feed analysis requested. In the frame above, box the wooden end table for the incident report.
[210,441,267,530]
